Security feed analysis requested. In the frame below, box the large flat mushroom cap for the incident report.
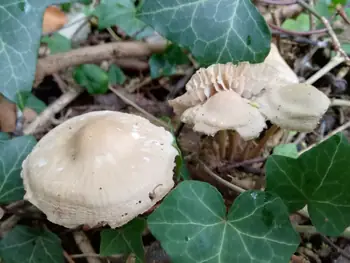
[21,111,178,228]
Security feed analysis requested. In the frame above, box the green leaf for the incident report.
[273,144,298,158]
[148,180,300,263]
[282,14,310,32]
[41,33,72,54]
[24,93,47,113]
[73,64,109,94]
[100,218,145,262]
[0,132,10,141]
[266,133,350,236]
[139,0,271,65]
[0,225,64,263]
[108,65,126,85]
[0,0,76,103]
[94,0,154,39]
[149,44,189,79]
[0,136,36,203]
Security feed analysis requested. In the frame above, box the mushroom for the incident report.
[169,43,330,140]
[21,111,178,228]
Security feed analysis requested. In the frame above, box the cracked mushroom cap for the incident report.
[21,111,178,229]
[255,83,330,131]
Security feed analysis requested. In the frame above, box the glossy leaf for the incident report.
[139,0,271,65]
[0,0,76,103]
[0,225,64,263]
[266,133,350,236]
[273,144,298,158]
[73,64,109,94]
[0,136,36,203]
[94,0,154,39]
[100,218,146,262]
[41,33,72,54]
[148,180,300,263]
[108,64,126,85]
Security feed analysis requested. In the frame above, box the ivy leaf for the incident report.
[41,33,72,54]
[0,135,37,203]
[273,144,298,158]
[149,44,189,79]
[108,65,126,85]
[266,133,350,236]
[16,91,47,113]
[100,218,146,262]
[73,64,109,94]
[282,14,310,32]
[148,181,300,263]
[0,132,10,141]
[0,225,64,263]
[94,0,154,39]
[0,0,76,103]
[139,0,271,65]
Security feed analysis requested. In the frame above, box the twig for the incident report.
[35,41,166,86]
[73,231,102,263]
[263,4,303,23]
[218,156,267,173]
[269,23,327,36]
[296,0,350,61]
[198,159,245,193]
[23,86,84,135]
[304,54,346,84]
[108,86,170,129]
[299,119,350,155]
[321,235,350,260]
[63,251,76,263]
[258,0,297,5]
[0,215,21,238]
[331,99,350,107]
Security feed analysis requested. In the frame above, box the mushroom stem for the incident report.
[215,130,227,160]
[242,141,254,161]
[249,124,280,159]
[227,131,239,161]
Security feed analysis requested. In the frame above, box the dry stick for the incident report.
[23,86,84,135]
[322,235,350,260]
[73,231,102,263]
[198,159,245,193]
[248,124,280,159]
[108,86,170,129]
[63,251,76,263]
[0,215,21,238]
[218,156,267,173]
[35,41,166,86]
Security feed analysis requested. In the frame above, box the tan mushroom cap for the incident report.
[255,83,331,131]
[181,91,266,140]
[168,43,299,117]
[21,111,178,229]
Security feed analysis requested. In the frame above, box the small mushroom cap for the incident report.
[181,91,266,140]
[255,83,331,131]
[21,111,178,228]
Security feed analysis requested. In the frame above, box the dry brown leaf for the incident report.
[42,6,67,34]
[0,96,16,133]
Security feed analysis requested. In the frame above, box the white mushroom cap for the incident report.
[181,91,266,140]
[21,111,178,229]
[255,83,330,131]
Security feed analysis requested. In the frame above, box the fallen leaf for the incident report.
[42,6,67,34]
[0,96,16,133]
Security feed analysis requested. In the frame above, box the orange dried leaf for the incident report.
[0,96,16,133]
[42,6,67,34]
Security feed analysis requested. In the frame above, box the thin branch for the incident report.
[258,0,297,5]
[322,235,350,260]
[218,157,267,173]
[73,231,102,263]
[198,159,245,193]
[269,23,327,36]
[108,86,170,129]
[331,99,350,107]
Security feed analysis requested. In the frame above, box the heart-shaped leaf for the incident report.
[100,218,146,262]
[266,133,350,236]
[139,0,271,65]
[148,181,300,263]
[0,225,64,263]
[0,0,75,103]
[0,135,36,203]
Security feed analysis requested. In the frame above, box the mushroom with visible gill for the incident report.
[21,111,179,229]
[169,43,331,162]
